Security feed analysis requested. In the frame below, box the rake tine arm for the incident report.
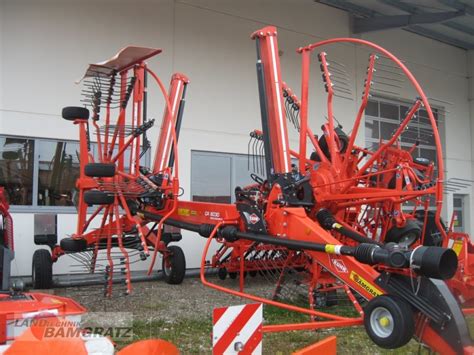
[343,54,376,164]
[318,52,341,169]
[113,199,132,295]
[352,99,422,184]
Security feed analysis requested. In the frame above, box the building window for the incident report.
[37,140,80,207]
[192,152,232,203]
[0,137,35,205]
[0,134,150,212]
[453,194,466,232]
[191,151,257,204]
[365,98,441,166]
[365,98,444,210]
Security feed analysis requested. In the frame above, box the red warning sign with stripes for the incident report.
[212,303,263,354]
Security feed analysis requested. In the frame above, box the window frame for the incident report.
[364,96,446,211]
[191,150,261,204]
[2,134,150,214]
[35,138,81,211]
[452,194,466,232]
[365,97,445,155]
[0,135,35,207]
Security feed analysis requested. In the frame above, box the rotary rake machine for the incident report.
[33,46,188,296]
[36,26,474,351]
[135,27,474,352]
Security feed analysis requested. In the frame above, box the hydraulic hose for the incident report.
[138,210,215,237]
[316,208,381,245]
[138,209,457,280]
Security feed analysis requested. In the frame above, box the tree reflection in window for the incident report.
[0,137,35,205]
[37,141,80,206]
[192,153,231,204]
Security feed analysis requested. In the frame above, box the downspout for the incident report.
[468,50,474,238]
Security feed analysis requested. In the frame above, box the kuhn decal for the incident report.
[248,213,260,225]
[331,259,348,273]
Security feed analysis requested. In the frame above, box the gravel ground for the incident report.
[54,277,265,322]
[51,276,473,354]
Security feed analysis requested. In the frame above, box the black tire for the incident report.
[326,288,339,307]
[364,295,415,349]
[32,249,53,289]
[414,211,445,246]
[313,287,338,307]
[85,163,116,177]
[228,272,237,279]
[84,190,114,205]
[62,106,89,121]
[218,267,227,280]
[60,237,88,252]
[162,246,186,284]
[311,127,349,161]
[122,199,139,215]
[388,174,407,189]
[385,219,421,247]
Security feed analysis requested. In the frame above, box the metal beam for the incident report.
[444,21,474,36]
[317,0,474,49]
[353,10,465,33]
[437,0,474,15]
[316,0,375,17]
[379,0,420,14]
[378,0,474,48]
[383,0,474,36]
[408,25,474,49]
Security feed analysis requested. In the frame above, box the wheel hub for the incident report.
[370,307,394,338]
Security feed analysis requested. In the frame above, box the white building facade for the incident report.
[0,0,472,276]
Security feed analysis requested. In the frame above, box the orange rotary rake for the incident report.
[33,47,188,297]
[137,27,473,353]
[43,26,474,353]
